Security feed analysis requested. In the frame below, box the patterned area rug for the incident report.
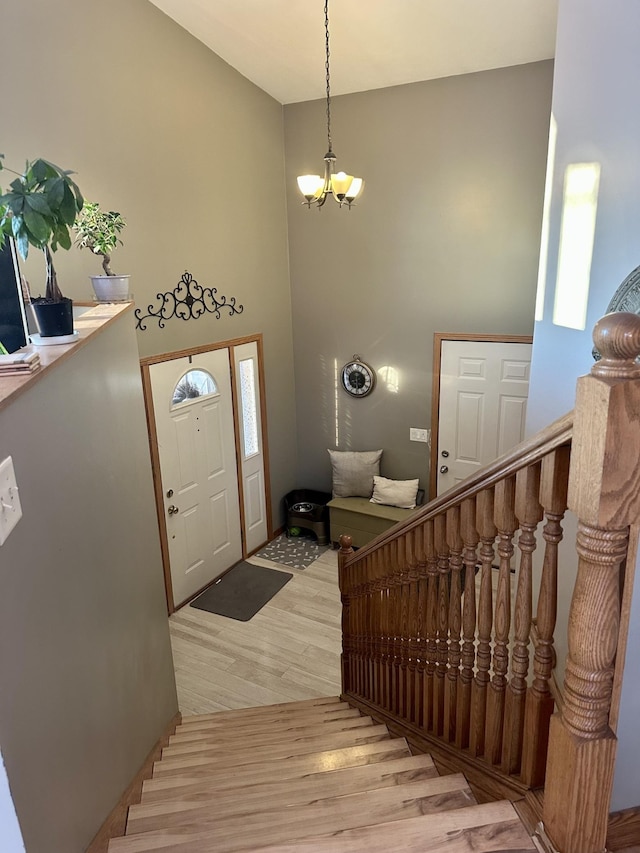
[256,532,330,569]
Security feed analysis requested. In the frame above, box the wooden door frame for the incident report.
[140,333,273,614]
[429,332,533,500]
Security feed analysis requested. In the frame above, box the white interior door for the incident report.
[233,341,268,553]
[437,340,532,495]
[150,349,242,606]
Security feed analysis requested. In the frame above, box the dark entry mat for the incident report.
[189,561,293,622]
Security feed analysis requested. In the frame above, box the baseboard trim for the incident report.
[608,804,640,851]
[85,711,181,853]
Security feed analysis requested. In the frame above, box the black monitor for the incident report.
[0,238,29,353]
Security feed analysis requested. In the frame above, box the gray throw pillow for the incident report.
[328,449,383,498]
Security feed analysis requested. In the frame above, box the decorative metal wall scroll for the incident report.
[593,263,640,361]
[135,271,244,330]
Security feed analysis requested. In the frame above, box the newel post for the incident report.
[338,534,355,695]
[543,313,640,853]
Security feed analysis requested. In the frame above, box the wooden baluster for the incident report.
[338,535,354,694]
[381,544,393,711]
[457,496,478,750]
[414,524,428,727]
[388,541,399,713]
[486,476,517,765]
[356,558,366,697]
[502,463,543,775]
[386,542,397,714]
[350,559,360,696]
[521,446,569,786]
[445,506,463,742]
[544,313,640,853]
[366,554,377,704]
[433,514,449,737]
[425,520,438,732]
[361,557,371,699]
[396,536,410,719]
[375,548,385,707]
[359,556,369,701]
[470,487,496,757]
[406,530,420,723]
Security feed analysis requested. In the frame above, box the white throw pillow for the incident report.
[327,449,383,498]
[370,475,420,509]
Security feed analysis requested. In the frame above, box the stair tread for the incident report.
[109,800,534,852]
[177,697,343,727]
[250,803,536,853]
[141,738,411,800]
[125,773,473,839]
[170,708,362,742]
[153,725,391,776]
[129,754,439,833]
[162,716,375,758]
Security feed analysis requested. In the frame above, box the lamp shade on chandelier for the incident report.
[296,0,364,209]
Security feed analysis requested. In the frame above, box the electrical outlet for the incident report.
[0,456,22,546]
[410,427,430,443]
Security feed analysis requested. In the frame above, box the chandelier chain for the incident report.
[324,0,332,154]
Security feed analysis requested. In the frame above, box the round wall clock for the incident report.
[340,355,376,397]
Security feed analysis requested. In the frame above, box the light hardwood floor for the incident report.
[169,547,342,715]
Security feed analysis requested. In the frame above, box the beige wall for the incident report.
[2,0,297,526]
[0,313,178,852]
[284,61,553,492]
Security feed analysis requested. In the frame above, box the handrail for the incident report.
[345,409,573,566]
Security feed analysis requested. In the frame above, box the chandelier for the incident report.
[296,0,364,209]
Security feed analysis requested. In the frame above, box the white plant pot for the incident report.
[90,275,131,302]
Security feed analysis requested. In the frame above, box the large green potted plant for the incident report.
[73,201,129,302]
[0,154,84,338]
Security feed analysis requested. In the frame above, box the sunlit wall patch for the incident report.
[552,162,601,331]
[535,114,558,323]
[378,366,400,394]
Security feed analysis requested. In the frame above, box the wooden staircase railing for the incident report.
[338,312,640,853]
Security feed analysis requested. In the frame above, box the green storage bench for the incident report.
[328,491,424,548]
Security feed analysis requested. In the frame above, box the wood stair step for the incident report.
[114,774,475,849]
[128,753,439,833]
[246,801,537,853]
[169,708,362,743]
[109,802,534,853]
[177,696,344,728]
[141,738,412,801]
[162,716,375,758]
[152,725,391,777]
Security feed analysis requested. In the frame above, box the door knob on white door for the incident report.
[167,505,179,515]
[440,465,449,474]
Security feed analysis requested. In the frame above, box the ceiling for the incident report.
[148,0,558,105]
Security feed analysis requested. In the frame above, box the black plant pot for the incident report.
[31,297,74,337]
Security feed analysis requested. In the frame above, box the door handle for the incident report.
[167,505,179,516]
[441,450,449,458]
[439,465,449,474]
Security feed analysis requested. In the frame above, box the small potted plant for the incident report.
[73,201,129,302]
[0,154,84,338]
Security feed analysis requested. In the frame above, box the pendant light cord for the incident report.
[325,0,332,155]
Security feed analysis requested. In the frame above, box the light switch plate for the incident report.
[410,427,430,443]
[0,456,22,546]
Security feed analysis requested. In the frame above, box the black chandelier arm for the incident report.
[134,271,244,330]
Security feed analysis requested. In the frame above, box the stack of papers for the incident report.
[0,352,42,377]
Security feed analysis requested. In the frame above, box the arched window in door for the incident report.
[171,369,218,408]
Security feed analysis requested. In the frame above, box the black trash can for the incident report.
[284,489,331,545]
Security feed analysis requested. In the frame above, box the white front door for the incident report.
[233,341,269,554]
[437,340,532,495]
[149,349,242,606]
